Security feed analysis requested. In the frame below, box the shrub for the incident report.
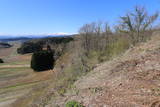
[66,101,84,107]
[31,50,54,71]
[0,59,4,63]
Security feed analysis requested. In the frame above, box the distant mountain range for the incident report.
[0,34,72,42]
[0,37,32,42]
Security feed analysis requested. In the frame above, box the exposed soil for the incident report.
[47,32,160,107]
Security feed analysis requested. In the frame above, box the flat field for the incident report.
[0,43,53,107]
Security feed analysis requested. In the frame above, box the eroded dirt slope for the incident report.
[49,32,160,107]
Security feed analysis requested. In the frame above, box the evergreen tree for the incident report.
[31,50,54,71]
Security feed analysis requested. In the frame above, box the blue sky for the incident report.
[0,0,159,35]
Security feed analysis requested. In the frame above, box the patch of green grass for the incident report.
[66,101,84,107]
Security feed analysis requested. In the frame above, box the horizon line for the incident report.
[0,32,77,37]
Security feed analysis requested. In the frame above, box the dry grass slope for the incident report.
[47,31,160,107]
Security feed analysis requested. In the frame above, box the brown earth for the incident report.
[47,32,160,107]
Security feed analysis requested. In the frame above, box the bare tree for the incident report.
[79,23,95,53]
[119,6,159,44]
[79,21,112,53]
